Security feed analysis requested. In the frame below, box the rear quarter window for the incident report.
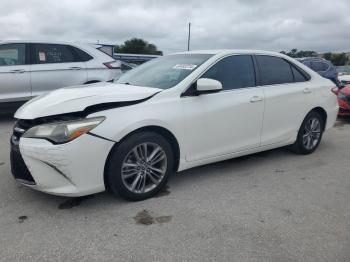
[291,64,309,82]
[69,46,93,62]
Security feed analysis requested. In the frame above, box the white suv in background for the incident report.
[0,41,122,103]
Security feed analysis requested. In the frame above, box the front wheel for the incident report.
[290,111,324,155]
[106,132,174,201]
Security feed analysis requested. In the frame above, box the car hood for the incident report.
[15,82,162,119]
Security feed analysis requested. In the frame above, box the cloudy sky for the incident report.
[1,0,349,54]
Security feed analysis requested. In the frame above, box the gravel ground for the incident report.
[0,113,349,262]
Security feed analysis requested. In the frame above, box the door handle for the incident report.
[303,88,312,94]
[9,69,25,74]
[69,67,82,70]
[250,96,264,103]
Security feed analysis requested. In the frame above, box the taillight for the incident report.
[331,87,339,95]
[103,60,121,69]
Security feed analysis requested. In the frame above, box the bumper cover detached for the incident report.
[11,133,115,197]
[10,123,36,185]
[10,143,36,185]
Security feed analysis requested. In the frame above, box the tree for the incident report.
[331,53,348,66]
[115,38,163,55]
[280,49,318,58]
[323,52,332,61]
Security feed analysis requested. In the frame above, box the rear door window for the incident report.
[256,55,294,85]
[33,44,76,64]
[0,44,26,66]
[201,55,256,90]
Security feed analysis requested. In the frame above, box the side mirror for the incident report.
[196,78,222,93]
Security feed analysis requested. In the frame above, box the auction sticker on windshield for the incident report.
[173,64,197,70]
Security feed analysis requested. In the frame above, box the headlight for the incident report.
[23,117,105,144]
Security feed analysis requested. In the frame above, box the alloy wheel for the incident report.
[302,117,321,150]
[121,142,168,194]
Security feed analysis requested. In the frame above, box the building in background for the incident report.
[93,43,161,64]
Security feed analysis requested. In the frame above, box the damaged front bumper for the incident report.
[10,123,115,197]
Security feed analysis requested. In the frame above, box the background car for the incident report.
[297,57,339,85]
[333,85,350,116]
[336,65,350,85]
[120,61,137,72]
[0,41,122,104]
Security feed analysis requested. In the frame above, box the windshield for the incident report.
[116,54,213,89]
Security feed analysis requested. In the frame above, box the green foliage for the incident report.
[281,49,349,66]
[321,52,348,66]
[115,38,163,55]
[280,49,318,58]
[323,52,332,61]
[330,53,349,66]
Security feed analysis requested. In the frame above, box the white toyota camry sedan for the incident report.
[11,50,338,201]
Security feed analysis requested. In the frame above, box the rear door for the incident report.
[256,55,315,146]
[30,43,87,97]
[0,43,31,102]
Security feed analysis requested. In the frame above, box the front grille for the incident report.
[10,119,36,184]
[10,144,35,184]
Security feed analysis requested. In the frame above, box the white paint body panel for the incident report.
[19,135,114,196]
[0,64,31,102]
[182,87,264,161]
[14,50,338,196]
[15,83,162,119]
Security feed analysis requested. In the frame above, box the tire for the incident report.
[290,111,324,155]
[106,131,174,201]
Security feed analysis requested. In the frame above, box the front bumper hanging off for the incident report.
[10,120,115,197]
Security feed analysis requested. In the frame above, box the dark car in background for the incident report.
[297,57,339,85]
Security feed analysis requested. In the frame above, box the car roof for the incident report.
[172,49,288,57]
[296,57,327,62]
[0,40,94,48]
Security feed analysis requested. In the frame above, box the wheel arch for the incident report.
[310,107,328,130]
[84,80,101,84]
[103,125,181,190]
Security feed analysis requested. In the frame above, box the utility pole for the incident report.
[187,22,191,51]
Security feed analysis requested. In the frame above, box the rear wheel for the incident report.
[106,132,174,201]
[290,111,324,154]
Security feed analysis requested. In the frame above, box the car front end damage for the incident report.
[10,117,115,196]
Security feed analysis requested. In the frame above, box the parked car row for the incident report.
[0,41,122,104]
